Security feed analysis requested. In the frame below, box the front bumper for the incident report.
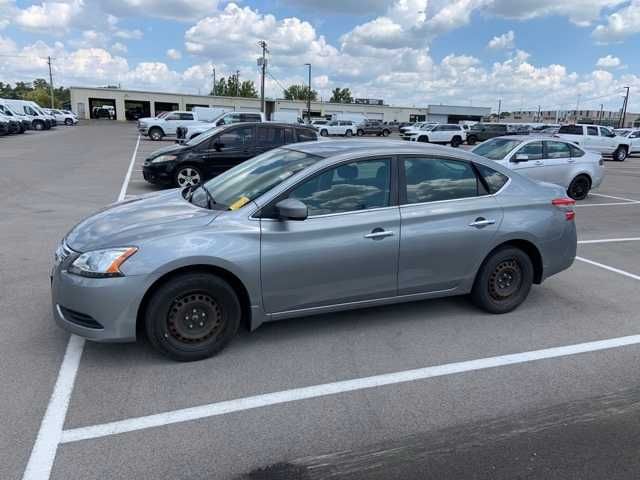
[142,161,175,185]
[21,119,31,130]
[51,264,147,342]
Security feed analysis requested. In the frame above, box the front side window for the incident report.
[558,125,583,135]
[515,141,543,160]
[631,131,640,139]
[587,126,598,136]
[600,127,614,137]
[545,141,571,159]
[219,113,241,125]
[288,159,391,216]
[296,128,317,142]
[403,157,478,204]
[216,126,254,149]
[165,113,180,120]
[257,126,285,146]
[242,114,262,122]
[179,113,194,120]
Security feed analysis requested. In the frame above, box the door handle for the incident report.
[364,229,394,239]
[468,218,496,228]
[534,160,544,166]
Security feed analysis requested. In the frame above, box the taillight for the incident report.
[552,197,576,221]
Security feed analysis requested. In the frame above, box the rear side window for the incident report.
[179,113,194,120]
[403,157,478,204]
[587,126,598,136]
[475,163,509,194]
[568,144,585,157]
[296,128,317,142]
[558,125,583,135]
[257,126,285,146]
[241,113,262,122]
[545,141,571,159]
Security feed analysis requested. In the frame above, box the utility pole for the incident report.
[497,99,501,120]
[258,41,267,113]
[47,56,54,108]
[305,63,311,123]
[537,105,541,122]
[599,104,604,124]
[620,86,630,128]
[211,66,216,96]
[235,70,240,97]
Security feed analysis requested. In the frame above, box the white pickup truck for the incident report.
[176,111,264,141]
[557,124,632,161]
[138,107,227,141]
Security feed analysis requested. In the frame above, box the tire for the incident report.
[174,164,203,188]
[149,127,164,141]
[471,246,534,314]
[64,118,73,126]
[382,129,390,137]
[613,146,628,161]
[467,135,477,145]
[357,129,364,136]
[320,129,328,137]
[567,175,591,201]
[34,121,45,131]
[451,136,462,148]
[145,273,241,362]
[418,135,429,143]
[345,129,353,137]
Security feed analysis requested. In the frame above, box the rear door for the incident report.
[584,125,600,151]
[398,155,503,294]
[629,131,640,153]
[542,140,573,187]
[255,125,285,155]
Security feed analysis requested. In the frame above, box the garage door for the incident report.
[366,112,384,120]
[238,106,261,112]
[278,107,300,113]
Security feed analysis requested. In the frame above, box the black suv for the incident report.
[143,122,318,187]
[466,123,520,145]
[356,120,391,137]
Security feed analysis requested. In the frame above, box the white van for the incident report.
[270,111,304,124]
[0,99,36,130]
[5,100,55,130]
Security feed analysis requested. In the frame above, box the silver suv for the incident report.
[51,141,577,361]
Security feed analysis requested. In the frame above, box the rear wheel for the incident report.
[613,146,628,161]
[451,136,462,148]
[174,165,202,188]
[357,129,364,136]
[567,175,591,201]
[345,129,353,137]
[471,247,533,314]
[145,273,241,361]
[418,135,429,143]
[320,129,328,137]
[149,127,164,141]
[64,118,73,126]
[467,135,477,145]
[382,129,390,137]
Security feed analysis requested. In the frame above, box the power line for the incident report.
[266,70,287,93]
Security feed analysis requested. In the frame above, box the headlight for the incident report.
[68,247,137,278]
[150,154,177,163]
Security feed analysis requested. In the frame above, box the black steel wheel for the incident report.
[467,135,477,145]
[145,273,241,361]
[451,136,462,148]
[382,129,390,137]
[64,118,73,126]
[567,175,590,201]
[320,129,328,137]
[345,129,353,136]
[471,246,533,314]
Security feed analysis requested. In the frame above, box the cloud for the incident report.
[592,0,640,42]
[280,0,391,15]
[113,28,143,40]
[14,0,84,33]
[166,48,182,60]
[596,54,621,68]
[487,30,515,49]
[98,0,222,21]
[483,0,626,26]
[111,42,127,54]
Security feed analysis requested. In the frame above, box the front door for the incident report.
[260,157,399,314]
[200,125,256,176]
[398,155,503,294]
[509,140,547,182]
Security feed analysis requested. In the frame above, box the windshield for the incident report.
[156,111,169,119]
[193,148,321,210]
[185,126,226,146]
[472,138,523,160]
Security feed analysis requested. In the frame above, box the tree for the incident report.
[210,76,258,98]
[329,87,353,104]
[0,79,70,108]
[283,84,317,101]
[499,111,511,118]
[238,80,258,98]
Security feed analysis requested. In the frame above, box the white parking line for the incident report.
[21,135,141,480]
[575,257,640,281]
[575,201,640,207]
[578,238,640,245]
[590,193,639,203]
[60,333,640,444]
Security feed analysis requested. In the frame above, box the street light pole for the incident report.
[305,63,311,123]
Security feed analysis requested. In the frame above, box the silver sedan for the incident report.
[51,141,577,361]
[472,136,604,200]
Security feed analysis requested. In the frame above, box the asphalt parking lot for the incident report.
[3,121,640,480]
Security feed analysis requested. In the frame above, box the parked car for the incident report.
[45,108,78,126]
[176,111,263,142]
[52,140,577,361]
[408,123,466,147]
[472,136,604,200]
[143,122,318,187]
[0,114,12,135]
[317,120,358,137]
[310,119,329,130]
[399,122,433,136]
[616,129,640,154]
[356,120,391,137]
[466,123,519,145]
[0,104,30,132]
[556,124,631,161]
[4,99,53,130]
[92,105,115,119]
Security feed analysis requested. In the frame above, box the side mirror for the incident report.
[513,154,529,162]
[608,133,616,138]
[276,198,308,221]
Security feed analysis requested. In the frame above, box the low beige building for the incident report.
[69,86,490,124]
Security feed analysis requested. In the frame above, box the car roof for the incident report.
[283,139,480,160]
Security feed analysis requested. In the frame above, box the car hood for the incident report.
[147,143,187,159]
[65,189,216,252]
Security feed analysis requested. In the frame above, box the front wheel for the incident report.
[64,118,73,126]
[174,165,203,188]
[613,146,628,161]
[34,121,45,131]
[145,273,241,362]
[471,247,533,314]
[567,175,591,201]
[382,129,390,137]
[345,129,353,137]
[149,128,164,141]
[357,129,364,136]
[467,135,477,145]
[418,135,429,143]
[320,129,328,137]
[451,136,462,148]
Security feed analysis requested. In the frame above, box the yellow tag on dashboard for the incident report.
[229,196,250,210]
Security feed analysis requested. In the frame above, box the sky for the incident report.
[1,0,639,113]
